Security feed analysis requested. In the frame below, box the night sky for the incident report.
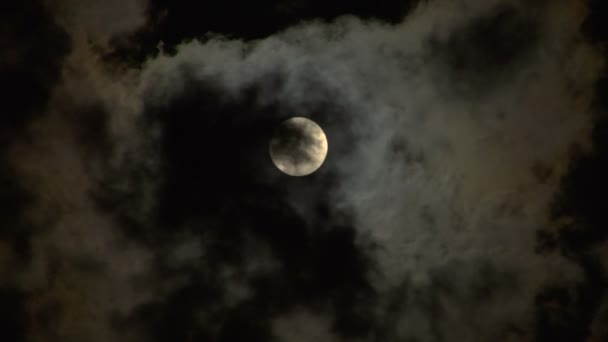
[2,1,608,341]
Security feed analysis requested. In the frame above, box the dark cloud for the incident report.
[0,1,70,133]
[0,286,27,342]
[100,71,378,340]
[538,121,608,342]
[429,3,540,92]
[2,0,608,341]
[583,0,608,44]
[0,0,70,268]
[536,8,608,333]
[0,0,71,266]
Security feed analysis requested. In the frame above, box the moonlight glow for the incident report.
[269,117,328,176]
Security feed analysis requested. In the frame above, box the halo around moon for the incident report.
[269,117,328,176]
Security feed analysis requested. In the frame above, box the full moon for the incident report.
[269,117,328,176]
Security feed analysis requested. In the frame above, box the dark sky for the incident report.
[1,0,608,341]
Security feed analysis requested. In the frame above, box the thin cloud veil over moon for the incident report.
[270,117,328,176]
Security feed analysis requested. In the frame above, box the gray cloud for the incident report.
[136,0,604,340]
[6,0,607,341]
[49,0,148,48]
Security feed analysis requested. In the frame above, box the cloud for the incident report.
[135,0,604,339]
[48,0,148,48]
[4,0,607,341]
[273,309,338,342]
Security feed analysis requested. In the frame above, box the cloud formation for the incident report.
[2,0,607,341]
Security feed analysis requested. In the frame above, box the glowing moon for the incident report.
[269,117,328,176]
